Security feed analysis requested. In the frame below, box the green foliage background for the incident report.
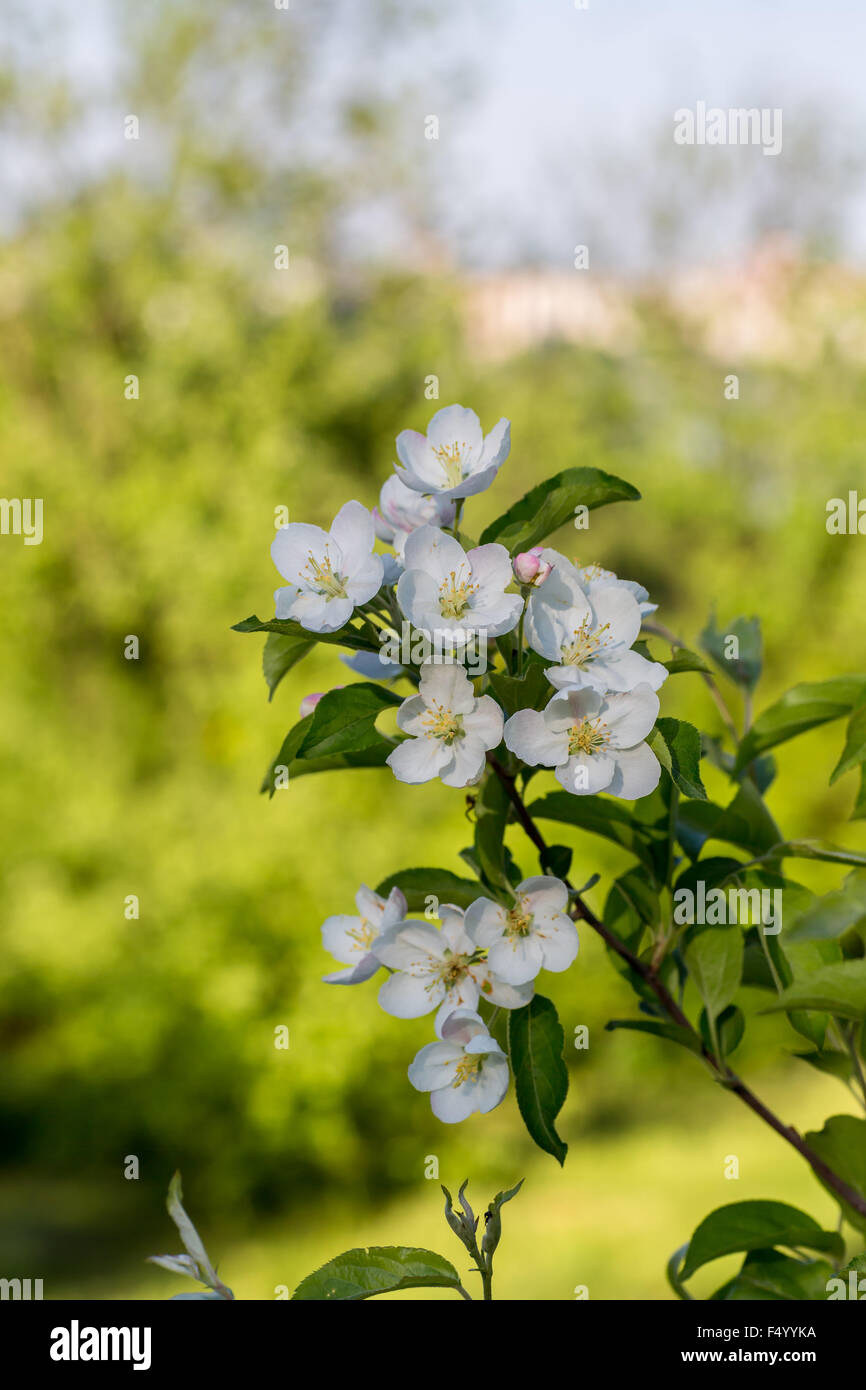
[2,0,866,1297]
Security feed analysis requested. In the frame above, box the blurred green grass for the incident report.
[2,180,866,1296]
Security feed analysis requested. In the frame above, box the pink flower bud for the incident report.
[299,692,325,717]
[513,548,551,587]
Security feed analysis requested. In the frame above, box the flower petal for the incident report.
[607,742,662,799]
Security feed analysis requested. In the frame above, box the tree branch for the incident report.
[485,754,866,1223]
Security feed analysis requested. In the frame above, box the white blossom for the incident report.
[464,877,578,985]
[373,474,457,556]
[397,525,522,646]
[386,662,504,789]
[271,500,383,633]
[408,1009,509,1123]
[395,404,510,500]
[321,884,407,985]
[373,905,532,1034]
[504,683,662,799]
[525,549,666,694]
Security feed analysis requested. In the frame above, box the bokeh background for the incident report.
[2,0,866,1299]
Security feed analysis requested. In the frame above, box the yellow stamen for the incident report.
[439,567,479,620]
[560,617,611,667]
[302,550,348,600]
[453,1052,483,1086]
[505,897,533,938]
[433,440,468,488]
[347,920,377,951]
[421,699,464,745]
[568,716,610,757]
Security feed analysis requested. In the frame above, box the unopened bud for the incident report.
[513,547,551,587]
[299,692,325,717]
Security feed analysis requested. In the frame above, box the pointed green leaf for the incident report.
[479,466,639,554]
[292,1246,463,1300]
[507,995,568,1165]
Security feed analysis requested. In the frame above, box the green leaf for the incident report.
[488,662,551,717]
[528,791,657,870]
[605,1018,703,1056]
[664,648,711,675]
[291,1245,463,1300]
[284,743,393,781]
[539,843,573,880]
[684,927,743,1022]
[507,995,568,1165]
[262,631,315,701]
[680,1200,844,1280]
[831,701,866,784]
[803,1115,866,1233]
[791,1049,853,1085]
[699,1004,745,1057]
[699,614,763,691]
[474,771,512,893]
[374,868,482,912]
[233,613,380,653]
[260,687,399,794]
[479,466,640,554]
[763,960,866,1019]
[786,872,866,943]
[735,676,866,773]
[713,1249,835,1301]
[650,718,707,800]
[296,682,401,761]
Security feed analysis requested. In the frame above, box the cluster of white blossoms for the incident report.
[270,402,667,802]
[321,878,578,1122]
[272,403,669,1121]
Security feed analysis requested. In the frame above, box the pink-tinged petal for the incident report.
[602,684,660,748]
[504,708,568,767]
[536,916,580,973]
[378,970,441,1018]
[606,742,661,799]
[487,934,545,986]
[555,751,615,795]
[440,1008,488,1045]
[387,736,448,784]
[408,1040,463,1092]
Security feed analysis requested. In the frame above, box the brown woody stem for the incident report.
[485,754,866,1223]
